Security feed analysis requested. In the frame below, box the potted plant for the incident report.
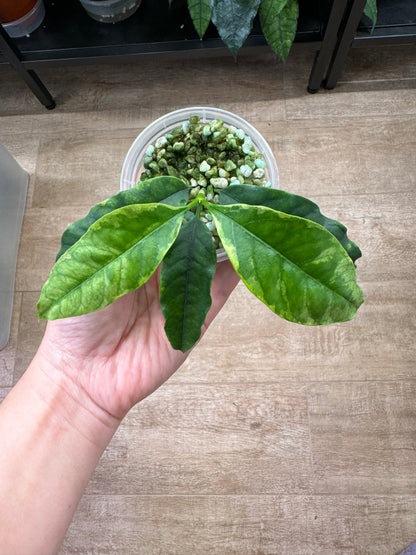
[176,0,377,61]
[37,107,363,352]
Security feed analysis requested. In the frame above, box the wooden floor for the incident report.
[1,42,415,554]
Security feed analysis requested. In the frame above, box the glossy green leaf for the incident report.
[38,203,189,320]
[56,176,188,261]
[210,0,261,56]
[160,215,217,352]
[364,0,377,32]
[219,184,361,262]
[188,0,212,38]
[207,202,363,325]
[259,0,289,21]
[259,0,298,61]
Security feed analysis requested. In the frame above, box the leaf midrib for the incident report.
[49,212,183,313]
[180,219,200,347]
[212,206,357,307]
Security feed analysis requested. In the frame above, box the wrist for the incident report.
[28,339,120,450]
[0,334,120,555]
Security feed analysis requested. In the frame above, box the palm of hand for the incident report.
[41,263,239,420]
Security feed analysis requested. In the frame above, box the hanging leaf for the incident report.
[210,0,261,56]
[259,0,299,61]
[56,176,188,261]
[207,202,363,325]
[259,0,289,21]
[38,203,189,320]
[160,215,217,352]
[188,0,212,38]
[219,184,361,262]
[364,0,377,32]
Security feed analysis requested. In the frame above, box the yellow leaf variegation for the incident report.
[37,203,189,320]
[207,202,363,325]
[37,177,364,352]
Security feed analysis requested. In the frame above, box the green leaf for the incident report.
[259,0,298,61]
[207,202,364,325]
[259,0,289,20]
[364,0,377,32]
[219,184,361,262]
[210,0,261,56]
[38,203,189,320]
[160,215,217,352]
[188,0,212,38]
[56,176,189,261]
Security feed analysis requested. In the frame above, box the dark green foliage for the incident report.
[38,177,363,352]
[160,215,217,351]
[219,184,362,262]
[183,0,376,60]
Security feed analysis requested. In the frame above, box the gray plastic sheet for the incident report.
[0,144,28,349]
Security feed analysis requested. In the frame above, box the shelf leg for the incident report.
[324,0,368,90]
[0,24,55,110]
[307,0,350,93]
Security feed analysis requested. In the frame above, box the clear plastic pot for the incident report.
[78,0,141,23]
[120,107,279,262]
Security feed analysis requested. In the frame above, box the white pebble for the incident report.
[155,136,168,149]
[240,165,253,178]
[210,177,228,188]
[253,168,265,179]
[199,160,211,173]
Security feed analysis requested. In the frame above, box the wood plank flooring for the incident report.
[1,42,415,554]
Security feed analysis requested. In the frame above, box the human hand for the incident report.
[37,261,239,421]
[1,264,240,555]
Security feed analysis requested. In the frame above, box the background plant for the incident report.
[171,0,377,60]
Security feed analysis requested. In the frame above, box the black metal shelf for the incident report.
[307,0,415,93]
[0,0,326,67]
[1,0,414,68]
[356,0,416,44]
[1,0,414,107]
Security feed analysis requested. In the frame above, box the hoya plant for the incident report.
[177,0,377,60]
[37,116,363,353]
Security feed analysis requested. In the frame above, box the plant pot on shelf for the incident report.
[78,0,142,23]
[0,0,45,37]
[120,107,280,262]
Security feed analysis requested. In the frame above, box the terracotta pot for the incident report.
[0,0,37,23]
[0,0,45,37]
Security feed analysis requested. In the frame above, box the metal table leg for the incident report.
[324,0,368,89]
[308,0,350,93]
[0,24,55,109]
